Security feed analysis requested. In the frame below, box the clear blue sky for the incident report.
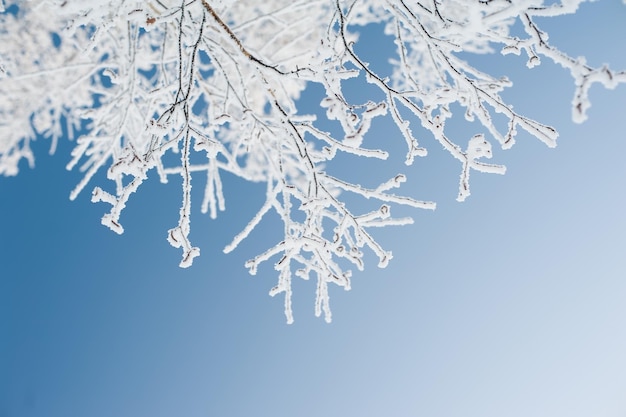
[1,3,626,417]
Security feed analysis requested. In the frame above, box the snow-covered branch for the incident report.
[1,0,624,321]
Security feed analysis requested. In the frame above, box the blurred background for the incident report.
[1,2,626,417]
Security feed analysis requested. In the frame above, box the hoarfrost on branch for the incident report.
[1,0,624,322]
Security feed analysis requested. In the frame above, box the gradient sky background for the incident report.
[1,2,626,417]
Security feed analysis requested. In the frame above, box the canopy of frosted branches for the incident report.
[1,0,624,322]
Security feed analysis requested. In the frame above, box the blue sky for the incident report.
[2,3,626,417]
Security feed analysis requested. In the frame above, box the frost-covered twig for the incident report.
[1,0,625,322]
